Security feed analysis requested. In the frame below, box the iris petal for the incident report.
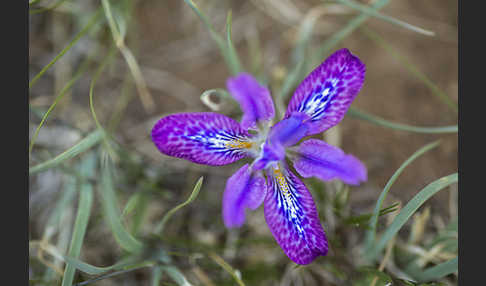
[223,164,267,227]
[264,163,328,265]
[285,48,365,135]
[292,139,367,185]
[267,112,310,148]
[227,73,275,130]
[152,112,254,166]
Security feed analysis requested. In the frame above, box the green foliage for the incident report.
[183,0,243,75]
[364,141,441,253]
[29,8,103,89]
[29,130,104,174]
[61,153,96,286]
[154,177,204,234]
[348,108,457,134]
[99,155,144,253]
[366,173,458,261]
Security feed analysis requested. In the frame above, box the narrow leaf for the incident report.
[183,0,239,75]
[29,0,71,14]
[208,252,245,286]
[155,177,204,234]
[63,256,115,275]
[367,173,458,261]
[61,153,96,286]
[226,10,243,75]
[336,0,434,36]
[73,266,150,286]
[29,8,102,89]
[163,266,193,286]
[151,266,163,286]
[29,58,91,157]
[364,141,441,252]
[415,257,458,282]
[89,44,119,161]
[99,157,143,253]
[29,130,104,174]
[348,108,458,134]
[63,255,136,276]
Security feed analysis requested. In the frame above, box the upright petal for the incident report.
[264,163,328,265]
[267,112,310,148]
[152,113,254,166]
[223,164,267,228]
[227,73,275,130]
[291,139,367,185]
[285,48,365,135]
[253,112,309,170]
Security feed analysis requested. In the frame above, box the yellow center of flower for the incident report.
[273,167,291,197]
[226,140,253,149]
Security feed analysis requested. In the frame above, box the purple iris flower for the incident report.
[151,48,367,265]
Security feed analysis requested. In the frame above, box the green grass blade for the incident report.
[73,266,150,286]
[63,255,134,275]
[208,252,245,286]
[183,0,239,75]
[336,0,434,36]
[63,256,115,275]
[361,27,457,113]
[366,173,458,261]
[151,266,163,286]
[29,8,102,89]
[101,0,122,41]
[99,157,143,253]
[155,177,204,234]
[122,192,143,217]
[183,0,213,31]
[122,192,149,236]
[61,153,96,286]
[348,108,458,134]
[29,130,104,175]
[226,10,243,75]
[364,141,441,254]
[163,266,192,286]
[313,0,390,64]
[29,0,71,14]
[29,59,91,157]
[415,257,458,282]
[343,202,400,229]
[44,177,77,237]
[89,44,119,161]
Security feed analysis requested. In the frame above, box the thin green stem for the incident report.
[89,44,119,160]
[29,8,102,89]
[29,59,91,157]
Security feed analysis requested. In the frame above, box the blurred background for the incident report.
[29,0,458,285]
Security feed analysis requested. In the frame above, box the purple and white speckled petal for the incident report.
[223,164,267,228]
[151,113,254,166]
[285,48,365,135]
[264,163,328,265]
[292,139,367,186]
[227,73,275,130]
